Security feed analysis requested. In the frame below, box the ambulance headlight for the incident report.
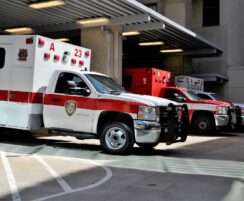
[138,106,160,122]
[216,106,228,115]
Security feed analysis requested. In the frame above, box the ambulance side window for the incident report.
[0,48,6,69]
[55,72,89,95]
[197,93,210,100]
[165,89,184,101]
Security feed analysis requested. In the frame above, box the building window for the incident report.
[146,3,157,11]
[203,0,220,27]
[0,48,5,69]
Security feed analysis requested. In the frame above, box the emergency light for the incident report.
[44,53,50,60]
[85,51,90,57]
[79,60,84,66]
[39,38,45,47]
[54,55,60,61]
[26,37,34,44]
[71,59,76,64]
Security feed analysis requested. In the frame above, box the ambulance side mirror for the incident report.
[66,80,91,96]
[69,86,91,97]
[79,88,91,97]
[176,96,186,103]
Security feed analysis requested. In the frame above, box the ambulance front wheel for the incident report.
[100,122,134,154]
[193,115,215,134]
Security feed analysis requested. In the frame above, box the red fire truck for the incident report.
[123,68,241,134]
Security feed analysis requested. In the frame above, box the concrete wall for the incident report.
[190,0,244,99]
[227,67,244,102]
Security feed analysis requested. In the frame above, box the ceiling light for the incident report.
[139,41,164,46]
[29,0,65,9]
[55,38,70,42]
[122,31,140,36]
[160,49,183,53]
[78,17,110,27]
[4,27,33,34]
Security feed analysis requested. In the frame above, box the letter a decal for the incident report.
[50,43,55,51]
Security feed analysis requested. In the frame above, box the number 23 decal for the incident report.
[74,49,82,57]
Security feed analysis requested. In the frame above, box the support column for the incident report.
[80,25,123,84]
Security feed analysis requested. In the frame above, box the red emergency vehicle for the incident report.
[123,68,241,134]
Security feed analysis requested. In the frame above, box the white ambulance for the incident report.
[0,35,188,154]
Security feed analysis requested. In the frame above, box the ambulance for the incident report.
[123,68,241,134]
[0,35,188,154]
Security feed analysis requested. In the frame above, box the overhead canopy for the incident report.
[192,73,229,83]
[0,0,221,55]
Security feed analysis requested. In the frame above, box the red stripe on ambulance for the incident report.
[44,94,140,114]
[0,90,8,101]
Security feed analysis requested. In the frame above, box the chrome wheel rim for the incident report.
[105,127,126,150]
[199,121,208,130]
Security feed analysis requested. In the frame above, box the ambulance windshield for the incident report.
[211,93,226,101]
[85,74,126,94]
[184,89,202,101]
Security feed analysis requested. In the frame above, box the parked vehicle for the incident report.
[123,68,241,134]
[196,91,244,126]
[0,35,188,154]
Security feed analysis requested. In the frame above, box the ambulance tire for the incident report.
[136,143,159,150]
[100,122,134,155]
[193,115,215,134]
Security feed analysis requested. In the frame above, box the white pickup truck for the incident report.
[0,35,188,154]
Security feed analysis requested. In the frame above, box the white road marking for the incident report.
[32,156,112,201]
[0,151,21,201]
[34,155,72,193]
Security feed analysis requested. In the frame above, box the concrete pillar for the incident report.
[80,25,123,84]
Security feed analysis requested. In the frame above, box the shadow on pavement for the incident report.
[0,128,244,162]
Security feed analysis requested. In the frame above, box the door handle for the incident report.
[52,98,61,102]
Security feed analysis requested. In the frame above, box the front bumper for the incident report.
[214,114,229,127]
[228,106,242,129]
[133,104,189,145]
[134,120,161,143]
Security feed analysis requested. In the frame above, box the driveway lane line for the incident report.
[0,151,21,201]
[31,156,113,201]
[33,154,72,193]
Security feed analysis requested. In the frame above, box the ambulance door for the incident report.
[43,72,94,133]
[0,45,11,126]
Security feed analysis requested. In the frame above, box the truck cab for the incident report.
[161,86,233,133]
[196,91,244,127]
[43,70,189,154]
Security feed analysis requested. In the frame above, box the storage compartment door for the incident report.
[0,45,11,127]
